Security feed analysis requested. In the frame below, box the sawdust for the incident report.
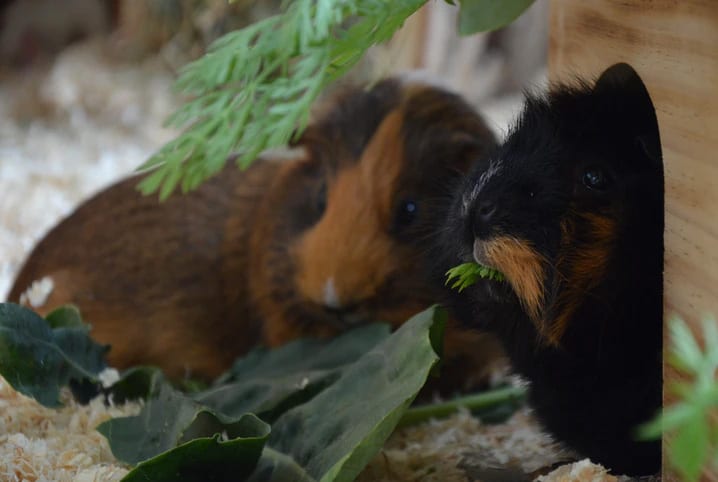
[359,407,575,482]
[0,376,140,482]
[0,39,179,300]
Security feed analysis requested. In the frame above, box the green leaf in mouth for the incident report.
[445,262,505,292]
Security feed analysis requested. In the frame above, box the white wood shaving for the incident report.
[536,459,616,482]
[0,376,140,482]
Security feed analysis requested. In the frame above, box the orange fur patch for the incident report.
[483,236,546,325]
[294,110,406,309]
[548,212,616,345]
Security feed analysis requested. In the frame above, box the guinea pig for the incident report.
[9,78,502,385]
[435,63,663,475]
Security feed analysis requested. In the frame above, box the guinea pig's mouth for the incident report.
[472,239,500,274]
[327,309,368,327]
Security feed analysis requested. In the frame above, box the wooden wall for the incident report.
[549,1,718,480]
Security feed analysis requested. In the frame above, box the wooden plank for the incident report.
[549,1,718,480]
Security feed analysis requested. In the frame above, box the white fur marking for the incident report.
[323,277,341,309]
[19,276,54,308]
[477,159,503,192]
[463,159,503,216]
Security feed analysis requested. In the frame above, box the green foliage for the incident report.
[140,0,536,199]
[95,306,444,481]
[398,385,526,428]
[639,317,718,481]
[198,324,390,421]
[139,0,427,200]
[458,0,535,35]
[122,427,268,482]
[445,262,505,292]
[260,306,445,482]
[0,300,526,481]
[97,370,269,471]
[44,304,84,328]
[0,303,107,407]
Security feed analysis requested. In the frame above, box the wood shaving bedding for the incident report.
[0,376,618,482]
[359,407,575,482]
[0,376,140,482]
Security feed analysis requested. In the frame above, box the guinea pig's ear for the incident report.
[594,63,662,164]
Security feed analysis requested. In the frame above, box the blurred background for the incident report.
[0,0,548,299]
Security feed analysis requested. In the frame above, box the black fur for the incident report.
[434,63,664,475]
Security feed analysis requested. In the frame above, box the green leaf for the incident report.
[247,447,317,482]
[98,307,442,480]
[120,416,269,482]
[98,371,270,469]
[44,304,84,329]
[140,0,428,198]
[669,316,704,373]
[637,402,694,440]
[0,303,107,407]
[669,412,710,482]
[640,316,718,477]
[199,324,390,422]
[263,306,444,482]
[458,0,535,35]
[445,262,505,292]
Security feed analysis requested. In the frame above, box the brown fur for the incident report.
[477,213,615,346]
[548,211,616,345]
[294,111,405,316]
[482,236,546,327]
[9,79,502,386]
[10,161,279,377]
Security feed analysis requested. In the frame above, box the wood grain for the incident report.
[549,1,718,479]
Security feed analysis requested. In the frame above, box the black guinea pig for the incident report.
[435,63,663,475]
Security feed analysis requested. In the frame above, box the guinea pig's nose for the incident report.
[472,200,497,235]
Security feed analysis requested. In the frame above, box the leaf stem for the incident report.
[398,386,527,428]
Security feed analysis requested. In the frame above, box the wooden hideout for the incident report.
[550,1,718,480]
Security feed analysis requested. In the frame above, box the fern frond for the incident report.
[139,0,427,199]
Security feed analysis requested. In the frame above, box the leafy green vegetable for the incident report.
[0,303,107,407]
[458,0,535,35]
[247,447,317,482]
[639,316,718,481]
[106,377,270,482]
[44,304,84,329]
[97,307,443,481]
[121,428,269,482]
[139,0,427,199]
[97,371,271,467]
[445,262,505,292]
[262,306,444,482]
[198,324,390,421]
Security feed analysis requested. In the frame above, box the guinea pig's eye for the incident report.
[582,166,611,191]
[394,200,418,228]
[315,180,328,215]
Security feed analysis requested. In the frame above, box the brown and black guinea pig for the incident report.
[9,78,502,387]
[434,63,663,475]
